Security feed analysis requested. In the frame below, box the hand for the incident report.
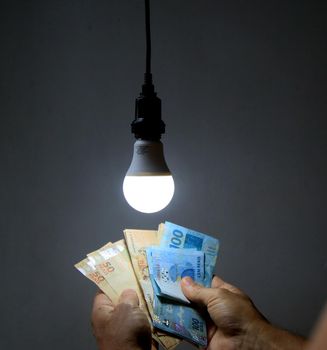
[181,276,307,350]
[91,289,152,350]
[181,276,268,350]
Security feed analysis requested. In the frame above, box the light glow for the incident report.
[123,175,174,213]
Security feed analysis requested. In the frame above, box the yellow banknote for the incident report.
[124,229,181,350]
[74,258,116,300]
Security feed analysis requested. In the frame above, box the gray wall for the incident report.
[1,1,326,349]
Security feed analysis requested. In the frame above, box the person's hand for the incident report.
[91,289,152,350]
[181,276,306,350]
[181,276,268,350]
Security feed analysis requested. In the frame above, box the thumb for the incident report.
[118,289,139,307]
[181,277,216,306]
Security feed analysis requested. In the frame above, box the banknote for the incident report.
[146,247,205,303]
[146,250,207,347]
[74,258,117,301]
[123,229,160,317]
[159,222,220,287]
[124,229,181,350]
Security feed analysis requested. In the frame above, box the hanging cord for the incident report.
[144,0,152,85]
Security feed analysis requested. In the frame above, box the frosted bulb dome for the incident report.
[123,175,174,213]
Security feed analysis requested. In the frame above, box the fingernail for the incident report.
[121,289,137,296]
[182,277,194,287]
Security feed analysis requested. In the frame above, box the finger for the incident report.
[181,277,217,306]
[93,290,114,309]
[207,320,217,343]
[151,339,159,350]
[211,275,225,288]
[118,289,139,307]
[211,275,244,295]
[91,291,115,325]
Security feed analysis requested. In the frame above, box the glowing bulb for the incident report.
[123,140,174,213]
[123,175,174,213]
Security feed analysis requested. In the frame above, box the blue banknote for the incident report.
[147,247,205,303]
[160,222,220,287]
[146,247,207,346]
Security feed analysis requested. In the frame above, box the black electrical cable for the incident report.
[144,0,152,84]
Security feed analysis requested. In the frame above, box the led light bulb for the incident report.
[123,140,174,213]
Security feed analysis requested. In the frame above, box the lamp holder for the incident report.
[131,74,165,141]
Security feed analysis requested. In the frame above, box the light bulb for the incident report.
[123,140,174,213]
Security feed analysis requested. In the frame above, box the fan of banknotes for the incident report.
[75,221,220,349]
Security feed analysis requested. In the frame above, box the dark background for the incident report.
[1,1,326,349]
